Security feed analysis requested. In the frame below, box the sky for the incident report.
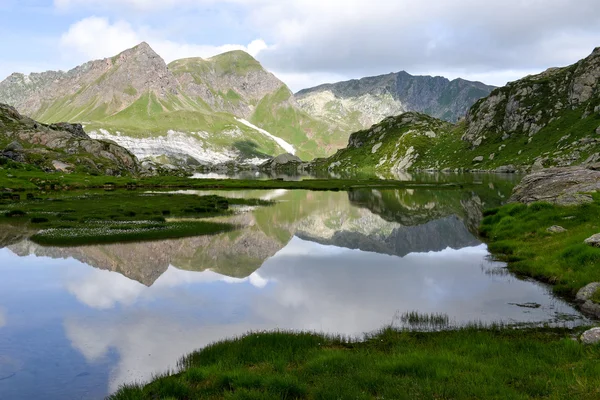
[0,0,599,91]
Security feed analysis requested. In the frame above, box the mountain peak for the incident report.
[117,41,160,60]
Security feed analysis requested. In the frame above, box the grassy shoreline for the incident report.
[109,326,600,399]
[480,194,600,299]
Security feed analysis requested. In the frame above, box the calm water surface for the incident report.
[0,179,587,399]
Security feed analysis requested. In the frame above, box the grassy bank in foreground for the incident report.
[480,194,600,298]
[110,327,600,400]
[0,192,269,246]
[0,168,468,192]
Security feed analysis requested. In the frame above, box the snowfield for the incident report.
[235,118,296,155]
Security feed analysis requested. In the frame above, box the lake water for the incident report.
[0,181,588,399]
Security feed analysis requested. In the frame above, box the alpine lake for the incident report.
[0,172,590,399]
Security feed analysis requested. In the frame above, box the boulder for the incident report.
[576,282,600,303]
[260,153,303,170]
[510,167,600,205]
[580,328,600,345]
[51,160,73,172]
[4,141,23,152]
[584,234,600,248]
[472,156,483,163]
[547,225,567,234]
[575,283,600,319]
[495,165,516,173]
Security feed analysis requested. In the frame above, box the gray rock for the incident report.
[580,328,600,345]
[547,225,567,234]
[576,282,600,303]
[51,160,73,172]
[260,153,304,170]
[495,165,516,173]
[4,141,23,152]
[488,153,495,160]
[596,126,600,135]
[510,167,600,205]
[584,234,600,248]
[555,193,594,206]
[472,156,483,163]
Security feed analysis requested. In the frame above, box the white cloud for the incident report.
[52,1,600,89]
[59,17,268,65]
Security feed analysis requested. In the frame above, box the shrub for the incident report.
[5,210,26,217]
[30,217,49,223]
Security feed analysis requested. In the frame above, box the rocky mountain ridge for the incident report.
[296,71,495,132]
[317,47,600,174]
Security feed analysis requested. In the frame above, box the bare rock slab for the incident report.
[510,167,600,205]
[547,225,567,234]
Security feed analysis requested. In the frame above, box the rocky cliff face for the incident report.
[296,71,494,133]
[0,103,139,175]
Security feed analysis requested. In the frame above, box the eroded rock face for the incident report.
[510,166,600,205]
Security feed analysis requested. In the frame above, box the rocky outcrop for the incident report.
[509,166,600,205]
[463,47,600,147]
[321,112,453,173]
[0,103,139,175]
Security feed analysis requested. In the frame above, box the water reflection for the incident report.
[0,184,587,399]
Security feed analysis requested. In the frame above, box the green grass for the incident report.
[109,326,600,400]
[0,191,271,246]
[480,194,600,298]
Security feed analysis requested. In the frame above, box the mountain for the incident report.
[0,44,347,164]
[296,71,495,132]
[0,103,139,175]
[318,47,600,174]
[0,43,494,166]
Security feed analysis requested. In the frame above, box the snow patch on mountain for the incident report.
[235,118,296,155]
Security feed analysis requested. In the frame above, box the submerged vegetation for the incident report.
[480,194,600,298]
[0,191,270,246]
[110,326,600,400]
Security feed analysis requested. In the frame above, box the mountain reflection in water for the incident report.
[0,183,587,400]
